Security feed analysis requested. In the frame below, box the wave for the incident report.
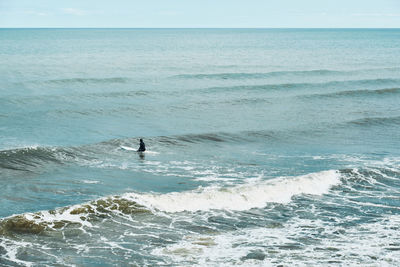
[347,116,400,127]
[300,87,400,99]
[0,197,149,235]
[158,132,248,145]
[172,67,400,80]
[125,170,340,212]
[1,90,155,108]
[172,69,346,80]
[199,78,400,93]
[50,106,142,117]
[19,77,129,86]
[0,146,80,172]
[3,120,400,174]
[0,146,63,171]
[154,130,286,147]
[0,132,251,172]
[0,170,340,235]
[0,127,349,173]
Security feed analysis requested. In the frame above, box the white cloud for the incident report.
[62,8,86,16]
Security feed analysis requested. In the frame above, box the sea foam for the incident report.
[124,170,341,212]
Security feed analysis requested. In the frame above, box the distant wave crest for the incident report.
[199,78,400,93]
[172,67,400,80]
[300,87,400,99]
[172,69,344,80]
[20,77,129,86]
[347,116,400,127]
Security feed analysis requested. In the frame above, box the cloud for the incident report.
[62,8,86,16]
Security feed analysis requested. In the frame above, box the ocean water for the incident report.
[0,28,400,266]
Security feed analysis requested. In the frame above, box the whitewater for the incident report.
[1,28,400,266]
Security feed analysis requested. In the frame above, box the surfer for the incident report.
[137,138,146,152]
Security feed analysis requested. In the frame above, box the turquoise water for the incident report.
[1,28,400,266]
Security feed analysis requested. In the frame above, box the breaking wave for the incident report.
[125,170,341,212]
[0,197,149,236]
[0,170,340,235]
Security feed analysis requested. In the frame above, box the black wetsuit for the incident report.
[138,141,146,152]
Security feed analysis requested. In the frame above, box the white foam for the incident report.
[82,180,100,184]
[153,214,400,266]
[124,170,341,212]
[24,205,93,228]
[145,150,160,155]
[2,144,40,152]
[0,239,34,267]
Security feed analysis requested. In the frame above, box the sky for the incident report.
[0,0,400,28]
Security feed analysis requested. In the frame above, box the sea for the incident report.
[0,28,400,266]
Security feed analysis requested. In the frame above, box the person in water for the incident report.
[137,138,146,152]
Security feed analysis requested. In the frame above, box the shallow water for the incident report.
[1,28,400,266]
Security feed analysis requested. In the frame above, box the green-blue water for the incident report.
[1,28,400,266]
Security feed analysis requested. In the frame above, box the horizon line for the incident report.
[1,27,400,29]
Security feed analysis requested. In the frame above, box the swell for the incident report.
[18,77,129,86]
[1,88,178,107]
[0,131,263,172]
[299,87,400,99]
[172,69,345,79]
[0,146,77,172]
[221,87,400,105]
[2,121,400,172]
[158,132,248,145]
[154,130,286,147]
[50,106,144,117]
[5,79,400,105]
[0,170,340,235]
[199,78,400,93]
[172,67,400,80]
[347,116,400,127]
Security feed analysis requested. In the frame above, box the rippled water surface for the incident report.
[1,29,400,266]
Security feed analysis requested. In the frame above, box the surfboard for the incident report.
[120,146,159,155]
[120,146,137,151]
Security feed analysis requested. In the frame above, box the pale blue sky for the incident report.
[1,0,400,28]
